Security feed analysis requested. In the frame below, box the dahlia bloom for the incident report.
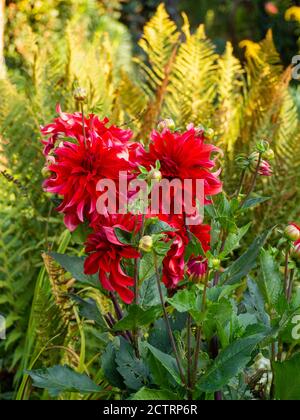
[43,138,133,231]
[141,127,222,206]
[157,214,211,288]
[42,106,143,231]
[84,215,140,304]
[41,105,133,156]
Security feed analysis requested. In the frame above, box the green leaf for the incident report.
[240,196,271,210]
[145,343,181,385]
[139,275,166,308]
[116,338,149,391]
[113,304,162,331]
[198,333,267,392]
[221,229,272,285]
[139,245,171,282]
[26,365,101,397]
[145,218,177,235]
[184,233,205,261]
[167,289,197,313]
[70,295,106,329]
[114,227,132,245]
[49,252,99,288]
[258,249,283,309]
[220,223,251,258]
[131,387,179,400]
[102,340,125,389]
[274,353,300,400]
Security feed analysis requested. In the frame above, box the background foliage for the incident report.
[0,0,300,399]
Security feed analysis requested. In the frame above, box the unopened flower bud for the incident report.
[139,236,153,253]
[187,123,205,137]
[149,169,162,182]
[249,152,273,176]
[205,128,215,140]
[263,148,275,160]
[41,166,51,178]
[157,118,175,132]
[285,223,300,242]
[211,258,221,270]
[256,139,270,154]
[74,87,87,102]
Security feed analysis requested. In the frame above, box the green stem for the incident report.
[235,168,247,197]
[192,271,209,389]
[153,252,186,386]
[241,153,262,207]
[287,269,295,303]
[284,246,290,298]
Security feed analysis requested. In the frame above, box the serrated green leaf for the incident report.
[49,252,99,288]
[198,333,267,392]
[113,304,162,331]
[26,365,101,397]
[221,229,272,285]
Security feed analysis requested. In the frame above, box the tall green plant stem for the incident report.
[192,271,209,389]
[241,153,262,207]
[153,252,186,386]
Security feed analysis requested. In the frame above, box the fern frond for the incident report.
[166,19,218,127]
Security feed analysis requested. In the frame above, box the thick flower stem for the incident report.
[284,246,290,297]
[235,168,247,197]
[153,252,186,386]
[209,336,223,401]
[241,152,262,207]
[287,269,295,303]
[192,272,209,389]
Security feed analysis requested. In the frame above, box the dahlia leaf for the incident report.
[221,228,273,285]
[197,333,268,392]
[258,249,283,309]
[116,338,150,391]
[113,304,162,331]
[139,276,167,308]
[26,365,101,397]
[49,252,99,288]
[70,295,107,329]
[240,196,271,210]
[114,227,133,245]
[220,222,251,258]
[145,343,182,386]
[273,353,300,400]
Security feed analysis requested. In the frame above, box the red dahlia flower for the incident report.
[141,127,222,205]
[156,214,211,288]
[43,137,133,231]
[84,215,140,304]
[41,105,133,156]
